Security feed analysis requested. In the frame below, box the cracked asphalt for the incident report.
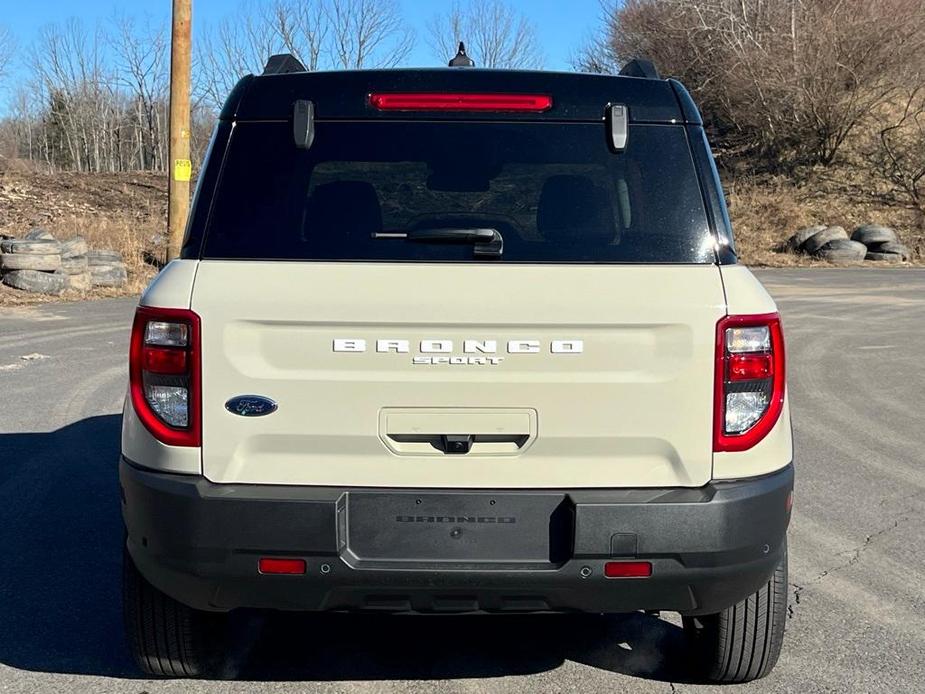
[0,268,923,693]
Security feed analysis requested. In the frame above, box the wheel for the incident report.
[122,545,227,677]
[683,542,788,683]
[814,239,867,262]
[802,226,847,254]
[1,269,67,295]
[787,225,825,252]
[0,252,62,272]
[89,263,128,287]
[60,236,88,258]
[865,251,904,263]
[850,223,896,245]
[866,242,910,260]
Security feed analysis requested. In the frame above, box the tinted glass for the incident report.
[202,121,715,263]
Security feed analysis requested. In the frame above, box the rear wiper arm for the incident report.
[373,228,503,258]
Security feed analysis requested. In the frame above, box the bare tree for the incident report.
[195,2,283,111]
[871,88,925,229]
[270,0,328,71]
[325,0,413,70]
[0,25,15,79]
[19,17,176,173]
[194,0,410,110]
[571,1,621,74]
[111,14,169,170]
[427,0,542,69]
[0,86,40,164]
[29,19,121,172]
[578,0,925,168]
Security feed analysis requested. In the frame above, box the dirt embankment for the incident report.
[0,170,166,305]
[0,164,921,306]
[726,166,923,267]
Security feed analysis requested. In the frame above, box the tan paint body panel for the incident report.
[121,259,202,475]
[139,259,199,310]
[192,261,728,488]
[714,265,793,479]
[122,394,201,474]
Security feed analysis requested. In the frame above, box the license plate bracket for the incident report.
[346,492,572,565]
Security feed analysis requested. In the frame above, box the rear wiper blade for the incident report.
[373,228,503,258]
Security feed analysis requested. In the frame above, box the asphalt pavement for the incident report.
[0,268,923,693]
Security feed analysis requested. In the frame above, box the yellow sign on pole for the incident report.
[174,159,192,182]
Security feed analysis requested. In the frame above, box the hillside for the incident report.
[726,165,924,266]
[0,169,166,305]
[0,165,920,305]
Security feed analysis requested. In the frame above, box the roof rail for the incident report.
[619,58,660,80]
[262,53,306,76]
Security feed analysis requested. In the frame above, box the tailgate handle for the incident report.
[388,433,530,455]
[380,409,536,456]
[441,434,473,454]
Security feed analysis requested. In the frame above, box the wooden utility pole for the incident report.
[166,0,192,262]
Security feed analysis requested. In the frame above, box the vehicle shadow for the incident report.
[0,414,135,677]
[239,610,694,683]
[0,414,694,684]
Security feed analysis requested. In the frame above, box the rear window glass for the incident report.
[202,121,715,263]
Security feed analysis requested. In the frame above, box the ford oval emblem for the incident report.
[225,395,278,417]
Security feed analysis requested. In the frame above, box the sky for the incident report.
[0,0,605,115]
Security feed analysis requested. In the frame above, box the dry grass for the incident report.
[1,161,922,307]
[0,170,165,306]
[58,211,163,293]
[726,164,924,266]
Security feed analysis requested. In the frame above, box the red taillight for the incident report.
[728,353,772,381]
[258,558,306,575]
[369,92,553,112]
[714,313,785,452]
[604,561,652,578]
[141,347,188,374]
[129,306,201,447]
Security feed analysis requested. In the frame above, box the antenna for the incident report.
[449,42,475,68]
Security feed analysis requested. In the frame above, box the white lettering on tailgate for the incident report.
[332,339,583,365]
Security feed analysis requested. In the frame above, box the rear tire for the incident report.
[683,543,788,683]
[122,545,227,678]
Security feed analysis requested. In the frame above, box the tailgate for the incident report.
[193,261,725,488]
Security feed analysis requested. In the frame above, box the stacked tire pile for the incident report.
[88,249,129,287]
[0,227,127,295]
[788,223,911,263]
[60,236,91,291]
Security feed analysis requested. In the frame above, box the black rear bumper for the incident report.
[120,460,792,616]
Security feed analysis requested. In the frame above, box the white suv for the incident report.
[120,56,793,682]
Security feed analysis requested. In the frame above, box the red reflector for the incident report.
[142,347,188,374]
[728,353,773,381]
[369,92,553,112]
[604,561,652,578]
[258,558,306,575]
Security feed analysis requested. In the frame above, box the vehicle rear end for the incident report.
[120,64,793,682]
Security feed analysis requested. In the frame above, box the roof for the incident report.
[220,68,701,125]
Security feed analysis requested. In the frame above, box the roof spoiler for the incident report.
[619,58,660,80]
[263,53,306,76]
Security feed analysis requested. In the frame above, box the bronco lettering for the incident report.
[334,339,583,354]
[395,515,516,524]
